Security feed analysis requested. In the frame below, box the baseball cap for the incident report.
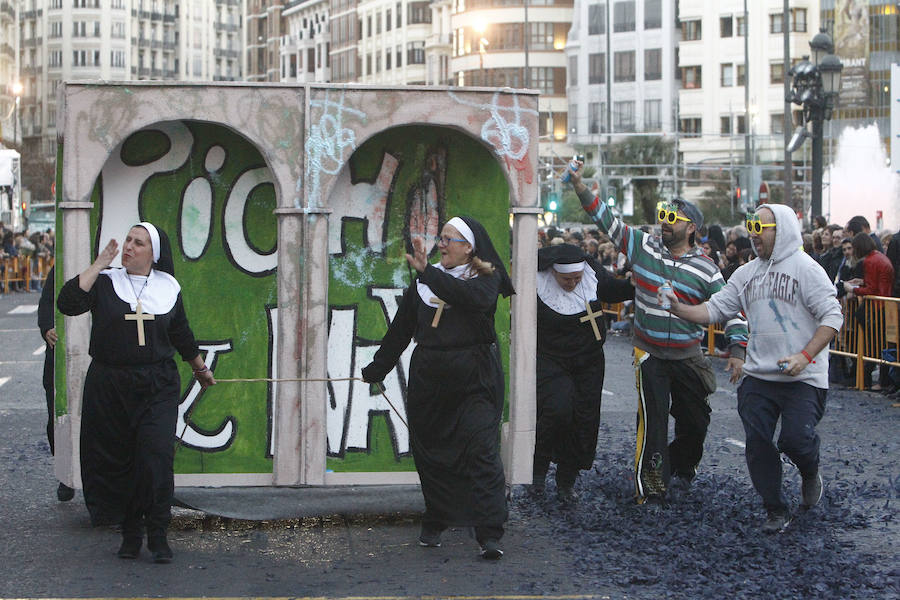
[672,198,704,230]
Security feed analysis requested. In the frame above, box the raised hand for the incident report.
[405,236,429,273]
[94,239,119,270]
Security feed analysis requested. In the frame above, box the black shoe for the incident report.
[801,472,823,509]
[417,526,442,548]
[117,536,142,559]
[557,485,578,503]
[761,509,792,534]
[667,475,692,501]
[526,482,546,498]
[56,482,75,502]
[147,535,173,563]
[479,538,503,560]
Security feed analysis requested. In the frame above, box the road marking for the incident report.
[8,304,38,314]
[0,328,40,332]
[32,345,46,356]
[0,360,42,365]
[725,437,746,449]
[0,377,9,388]
[43,597,611,600]
[602,389,613,396]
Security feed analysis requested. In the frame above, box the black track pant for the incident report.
[633,349,715,502]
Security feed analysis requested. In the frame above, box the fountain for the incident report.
[825,123,900,232]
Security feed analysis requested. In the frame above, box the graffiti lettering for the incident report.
[177,341,235,451]
[306,90,367,207]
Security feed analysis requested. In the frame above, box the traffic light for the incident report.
[20,200,26,212]
[606,185,617,207]
[547,192,559,212]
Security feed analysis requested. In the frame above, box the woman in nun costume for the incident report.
[362,216,514,560]
[58,223,215,563]
[533,243,634,500]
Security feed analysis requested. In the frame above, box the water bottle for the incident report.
[560,155,583,183]
[659,280,673,310]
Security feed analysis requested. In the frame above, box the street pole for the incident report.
[743,0,751,194]
[523,0,529,87]
[811,113,823,220]
[782,0,792,209]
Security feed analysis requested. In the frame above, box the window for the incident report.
[790,8,806,33]
[397,2,402,27]
[770,62,784,84]
[569,104,578,134]
[721,63,734,87]
[682,20,701,41]
[386,51,391,70]
[769,13,783,34]
[644,0,661,29]
[679,117,701,136]
[644,48,661,80]
[408,2,431,25]
[568,56,578,86]
[589,102,600,134]
[720,16,732,37]
[49,50,62,67]
[737,64,746,86]
[614,50,635,82]
[589,52,605,84]
[73,21,86,37]
[682,65,701,89]
[588,4,606,35]
[771,113,784,135]
[613,100,634,132]
[736,115,747,134]
[376,12,381,35]
[112,21,125,38]
[720,115,732,135]
[308,48,315,72]
[737,16,746,36]
[613,1,635,32]
[644,99,661,131]
[407,41,425,65]
[111,50,126,68]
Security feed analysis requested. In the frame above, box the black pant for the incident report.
[634,351,715,501]
[737,376,826,512]
[43,345,54,454]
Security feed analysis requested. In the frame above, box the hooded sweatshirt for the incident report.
[705,204,843,389]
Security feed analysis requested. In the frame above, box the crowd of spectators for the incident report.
[539,212,900,396]
[0,220,55,293]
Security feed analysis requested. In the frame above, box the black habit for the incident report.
[535,245,634,482]
[362,263,508,540]
[57,271,199,529]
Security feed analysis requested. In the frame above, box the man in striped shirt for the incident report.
[566,164,748,504]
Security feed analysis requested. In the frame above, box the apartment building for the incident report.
[280,0,330,82]
[1,0,17,145]
[565,0,678,164]
[246,0,283,81]
[676,1,820,174]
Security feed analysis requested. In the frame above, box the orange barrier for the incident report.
[831,295,900,391]
[1,255,54,294]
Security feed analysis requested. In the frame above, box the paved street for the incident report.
[1,288,898,598]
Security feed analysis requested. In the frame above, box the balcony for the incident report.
[0,1,14,18]
[0,43,12,58]
[21,65,42,75]
[214,48,241,59]
[215,22,240,32]
[20,8,42,19]
[22,36,43,47]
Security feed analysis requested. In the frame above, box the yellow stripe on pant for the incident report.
[633,347,650,503]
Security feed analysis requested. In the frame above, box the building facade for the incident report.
[675,0,821,203]
[280,0,330,82]
[566,0,678,159]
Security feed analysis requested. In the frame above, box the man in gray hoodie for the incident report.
[660,204,843,533]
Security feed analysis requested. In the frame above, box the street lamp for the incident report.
[11,81,23,147]
[786,28,843,219]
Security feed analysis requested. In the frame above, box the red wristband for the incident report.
[801,350,815,364]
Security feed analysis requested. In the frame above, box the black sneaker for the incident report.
[479,539,503,560]
[557,485,578,503]
[417,527,442,548]
[761,510,792,534]
[56,482,75,502]
[667,475,692,501]
[147,535,173,563]
[801,472,823,509]
[117,536,142,559]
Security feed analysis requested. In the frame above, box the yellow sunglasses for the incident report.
[657,203,691,224]
[746,214,777,234]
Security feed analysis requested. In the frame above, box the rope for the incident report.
[174,376,407,455]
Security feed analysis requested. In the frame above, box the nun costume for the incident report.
[362,216,514,560]
[58,222,214,563]
[533,243,634,499]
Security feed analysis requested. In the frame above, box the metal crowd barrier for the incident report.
[0,255,54,294]
[831,295,900,391]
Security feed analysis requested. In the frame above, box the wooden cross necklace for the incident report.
[124,273,155,346]
[571,282,603,341]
